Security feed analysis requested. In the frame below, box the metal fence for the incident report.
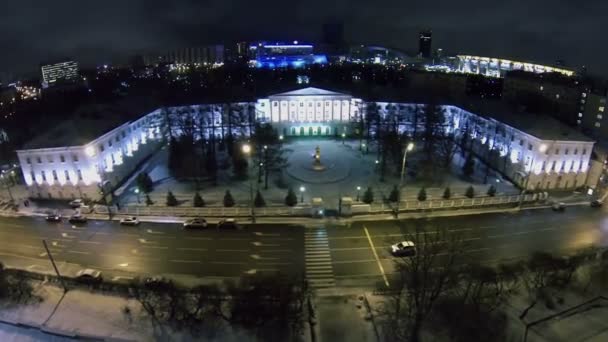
[111,205,312,218]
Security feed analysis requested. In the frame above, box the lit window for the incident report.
[577,120,582,124]
[556,94,560,99]
[595,122,601,127]
[578,113,583,117]
[540,86,544,91]
[600,106,605,112]
[598,114,603,120]
[582,93,587,98]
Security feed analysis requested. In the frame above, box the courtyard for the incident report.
[115,138,519,209]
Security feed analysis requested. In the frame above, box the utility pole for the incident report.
[42,240,68,293]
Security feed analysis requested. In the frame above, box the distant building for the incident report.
[144,46,225,66]
[40,60,79,88]
[249,42,327,69]
[457,55,575,78]
[418,30,432,58]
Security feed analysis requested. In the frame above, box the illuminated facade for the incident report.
[456,55,575,78]
[249,42,328,68]
[41,60,80,88]
[17,87,596,199]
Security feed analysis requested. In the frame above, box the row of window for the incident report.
[32,169,83,183]
[272,101,352,107]
[26,154,78,164]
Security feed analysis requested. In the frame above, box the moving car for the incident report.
[183,218,208,229]
[69,199,84,208]
[552,202,566,212]
[591,199,603,208]
[218,218,238,229]
[75,268,102,283]
[68,214,88,224]
[45,213,62,222]
[120,216,140,226]
[390,241,416,257]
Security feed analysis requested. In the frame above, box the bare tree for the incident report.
[379,227,465,342]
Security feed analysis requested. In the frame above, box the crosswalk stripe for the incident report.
[304,228,336,289]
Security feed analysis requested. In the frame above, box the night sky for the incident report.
[1,0,606,76]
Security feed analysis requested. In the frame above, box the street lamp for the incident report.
[397,142,415,218]
[134,188,140,203]
[279,135,284,141]
[242,143,255,222]
[300,186,306,203]
[356,186,361,201]
[341,132,346,145]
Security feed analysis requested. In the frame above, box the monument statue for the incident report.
[312,145,325,171]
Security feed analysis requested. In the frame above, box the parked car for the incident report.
[69,199,84,208]
[218,218,238,229]
[591,199,603,208]
[390,241,416,257]
[120,216,140,226]
[68,214,88,224]
[75,268,102,283]
[552,202,566,212]
[183,218,208,229]
[45,213,62,222]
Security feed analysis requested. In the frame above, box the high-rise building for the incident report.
[40,60,79,88]
[418,30,432,58]
[143,46,225,66]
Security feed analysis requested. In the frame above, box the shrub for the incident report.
[487,185,497,197]
[254,190,266,207]
[388,185,400,202]
[166,191,178,206]
[223,190,235,207]
[285,188,297,207]
[362,187,374,204]
[443,187,451,199]
[465,186,475,198]
[193,192,205,207]
[418,187,427,201]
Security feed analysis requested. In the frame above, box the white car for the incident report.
[183,218,208,229]
[391,241,416,257]
[75,268,102,282]
[120,216,140,226]
[69,199,84,208]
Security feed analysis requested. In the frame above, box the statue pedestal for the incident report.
[312,158,326,171]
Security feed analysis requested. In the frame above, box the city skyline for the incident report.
[1,0,607,76]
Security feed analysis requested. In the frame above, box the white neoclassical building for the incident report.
[16,87,598,199]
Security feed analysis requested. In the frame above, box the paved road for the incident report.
[0,205,606,290]
[325,205,608,288]
[0,216,304,282]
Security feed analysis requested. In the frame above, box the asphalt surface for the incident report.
[0,216,305,282]
[0,204,606,290]
[327,205,608,288]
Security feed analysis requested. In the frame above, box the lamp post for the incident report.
[300,186,305,203]
[356,186,361,201]
[397,142,414,218]
[134,188,140,204]
[242,143,255,223]
[341,132,346,145]
[519,143,547,207]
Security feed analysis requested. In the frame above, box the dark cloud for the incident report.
[0,0,606,76]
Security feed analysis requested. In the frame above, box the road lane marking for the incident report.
[141,246,169,250]
[190,237,213,241]
[112,276,134,281]
[78,241,101,245]
[333,259,377,264]
[169,260,201,264]
[146,229,165,235]
[216,249,249,252]
[67,250,90,255]
[212,261,246,265]
[363,226,390,287]
[176,248,208,252]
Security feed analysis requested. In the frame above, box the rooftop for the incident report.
[21,97,158,150]
[456,99,594,143]
[270,87,350,97]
